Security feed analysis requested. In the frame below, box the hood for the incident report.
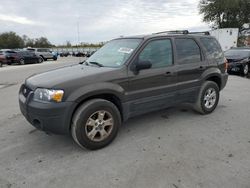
[225,55,248,63]
[25,64,116,90]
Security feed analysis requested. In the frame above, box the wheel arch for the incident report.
[201,68,223,90]
[69,92,123,131]
[205,75,222,90]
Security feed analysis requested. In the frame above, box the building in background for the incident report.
[209,28,239,51]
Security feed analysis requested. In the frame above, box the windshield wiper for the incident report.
[88,61,104,67]
[79,60,89,65]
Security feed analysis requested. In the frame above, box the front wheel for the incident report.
[38,57,43,63]
[193,81,220,114]
[19,59,25,65]
[71,99,121,150]
[242,64,249,76]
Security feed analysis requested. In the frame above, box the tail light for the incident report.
[224,57,228,72]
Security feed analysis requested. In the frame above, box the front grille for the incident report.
[22,85,32,98]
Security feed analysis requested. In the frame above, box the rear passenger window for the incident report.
[139,39,173,68]
[175,38,201,64]
[200,38,223,59]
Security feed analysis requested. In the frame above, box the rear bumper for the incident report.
[19,86,77,135]
[221,73,228,90]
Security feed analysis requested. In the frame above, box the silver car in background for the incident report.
[26,48,57,61]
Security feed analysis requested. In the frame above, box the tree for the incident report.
[0,32,24,49]
[199,0,250,29]
[33,37,53,48]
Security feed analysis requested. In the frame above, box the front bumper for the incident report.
[228,63,243,72]
[19,85,76,135]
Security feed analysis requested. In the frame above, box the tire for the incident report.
[41,56,47,61]
[71,99,121,150]
[38,57,43,63]
[242,64,249,76]
[193,81,220,114]
[19,59,25,65]
[53,57,57,61]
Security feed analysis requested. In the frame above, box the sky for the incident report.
[0,0,210,45]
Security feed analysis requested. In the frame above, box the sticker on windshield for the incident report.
[118,47,134,54]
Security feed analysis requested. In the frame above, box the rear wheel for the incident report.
[193,81,220,114]
[71,99,121,150]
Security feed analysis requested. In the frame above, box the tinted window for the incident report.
[5,51,16,54]
[175,38,201,64]
[139,39,173,68]
[200,38,223,59]
[37,49,49,52]
[27,49,35,51]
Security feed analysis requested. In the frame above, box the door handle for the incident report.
[198,66,206,70]
[165,71,173,77]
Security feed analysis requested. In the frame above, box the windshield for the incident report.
[225,50,250,58]
[86,38,142,67]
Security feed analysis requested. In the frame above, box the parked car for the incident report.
[74,51,85,57]
[0,52,7,67]
[0,49,18,65]
[15,51,43,65]
[59,51,70,57]
[86,51,95,57]
[19,31,228,150]
[26,48,57,61]
[225,48,250,75]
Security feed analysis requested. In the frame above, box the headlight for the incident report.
[34,88,64,103]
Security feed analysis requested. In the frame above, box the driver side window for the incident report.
[138,39,173,68]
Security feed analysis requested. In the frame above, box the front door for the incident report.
[127,38,178,117]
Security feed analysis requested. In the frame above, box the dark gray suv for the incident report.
[19,31,228,150]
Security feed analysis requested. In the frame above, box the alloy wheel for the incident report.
[203,88,217,109]
[85,110,114,142]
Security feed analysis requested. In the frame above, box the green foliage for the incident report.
[199,0,250,29]
[0,32,24,49]
[0,32,54,49]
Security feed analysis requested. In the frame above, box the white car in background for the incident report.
[26,48,57,61]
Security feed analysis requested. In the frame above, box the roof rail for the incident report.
[154,30,189,35]
[188,31,210,35]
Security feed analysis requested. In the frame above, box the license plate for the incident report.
[231,67,239,71]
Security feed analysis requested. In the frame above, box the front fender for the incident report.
[66,82,126,102]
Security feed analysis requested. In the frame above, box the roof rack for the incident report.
[188,31,210,35]
[154,30,189,35]
[153,30,210,35]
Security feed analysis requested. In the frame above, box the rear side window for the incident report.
[27,49,35,52]
[37,49,49,52]
[139,39,173,68]
[200,38,223,59]
[175,38,201,64]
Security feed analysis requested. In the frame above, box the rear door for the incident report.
[127,38,178,117]
[174,37,207,103]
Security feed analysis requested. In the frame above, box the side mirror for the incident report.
[135,60,152,71]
